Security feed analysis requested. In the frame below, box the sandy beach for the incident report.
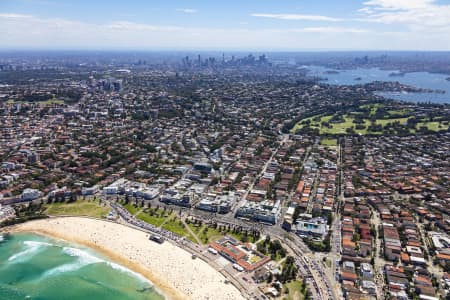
[7,217,245,300]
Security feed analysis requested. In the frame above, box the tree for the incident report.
[266,273,273,284]
[241,235,249,243]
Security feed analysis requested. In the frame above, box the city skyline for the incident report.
[1,0,450,51]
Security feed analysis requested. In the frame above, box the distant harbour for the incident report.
[388,71,405,77]
[307,65,450,104]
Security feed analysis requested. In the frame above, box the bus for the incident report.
[208,247,218,255]
[233,263,244,272]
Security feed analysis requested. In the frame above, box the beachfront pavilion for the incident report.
[210,236,271,272]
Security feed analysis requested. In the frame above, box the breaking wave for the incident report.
[107,261,151,284]
[43,247,102,277]
[43,246,150,284]
[7,241,52,262]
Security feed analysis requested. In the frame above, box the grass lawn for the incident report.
[38,98,64,105]
[197,226,227,244]
[184,223,228,244]
[293,115,368,135]
[162,217,190,237]
[315,116,370,135]
[320,138,337,147]
[291,103,424,136]
[416,121,449,131]
[229,231,258,243]
[360,103,385,113]
[249,254,262,264]
[187,222,203,234]
[284,280,306,300]
[327,116,358,134]
[125,207,197,242]
[123,203,140,215]
[6,98,64,105]
[184,233,198,243]
[291,114,324,132]
[387,108,413,116]
[136,210,167,227]
[375,117,410,126]
[45,200,110,218]
[256,240,285,261]
[291,112,447,136]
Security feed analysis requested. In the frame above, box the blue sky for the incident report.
[1,0,450,50]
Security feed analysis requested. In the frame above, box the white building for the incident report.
[360,263,374,280]
[197,192,236,213]
[21,188,42,201]
[235,200,280,225]
[294,217,328,238]
[82,185,100,195]
[361,280,377,294]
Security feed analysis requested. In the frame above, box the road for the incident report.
[263,224,335,300]
[102,134,339,300]
[232,134,289,217]
[327,142,344,299]
[371,207,386,300]
[109,201,263,300]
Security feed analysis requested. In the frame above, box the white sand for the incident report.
[11,217,245,300]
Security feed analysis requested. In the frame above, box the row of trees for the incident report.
[278,256,298,283]
[257,236,287,260]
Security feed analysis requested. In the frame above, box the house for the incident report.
[436,252,450,264]
[252,266,270,283]
[361,280,377,294]
[341,271,358,283]
[360,263,374,280]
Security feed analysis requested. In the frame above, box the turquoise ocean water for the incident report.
[0,233,165,300]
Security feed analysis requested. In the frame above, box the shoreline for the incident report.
[9,227,177,300]
[2,217,245,300]
[5,222,183,300]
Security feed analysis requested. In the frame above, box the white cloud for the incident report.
[297,27,369,34]
[363,0,434,10]
[251,13,342,22]
[359,0,450,28]
[106,21,181,32]
[176,8,198,14]
[0,13,33,19]
[0,12,449,50]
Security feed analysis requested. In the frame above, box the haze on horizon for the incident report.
[1,0,450,51]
